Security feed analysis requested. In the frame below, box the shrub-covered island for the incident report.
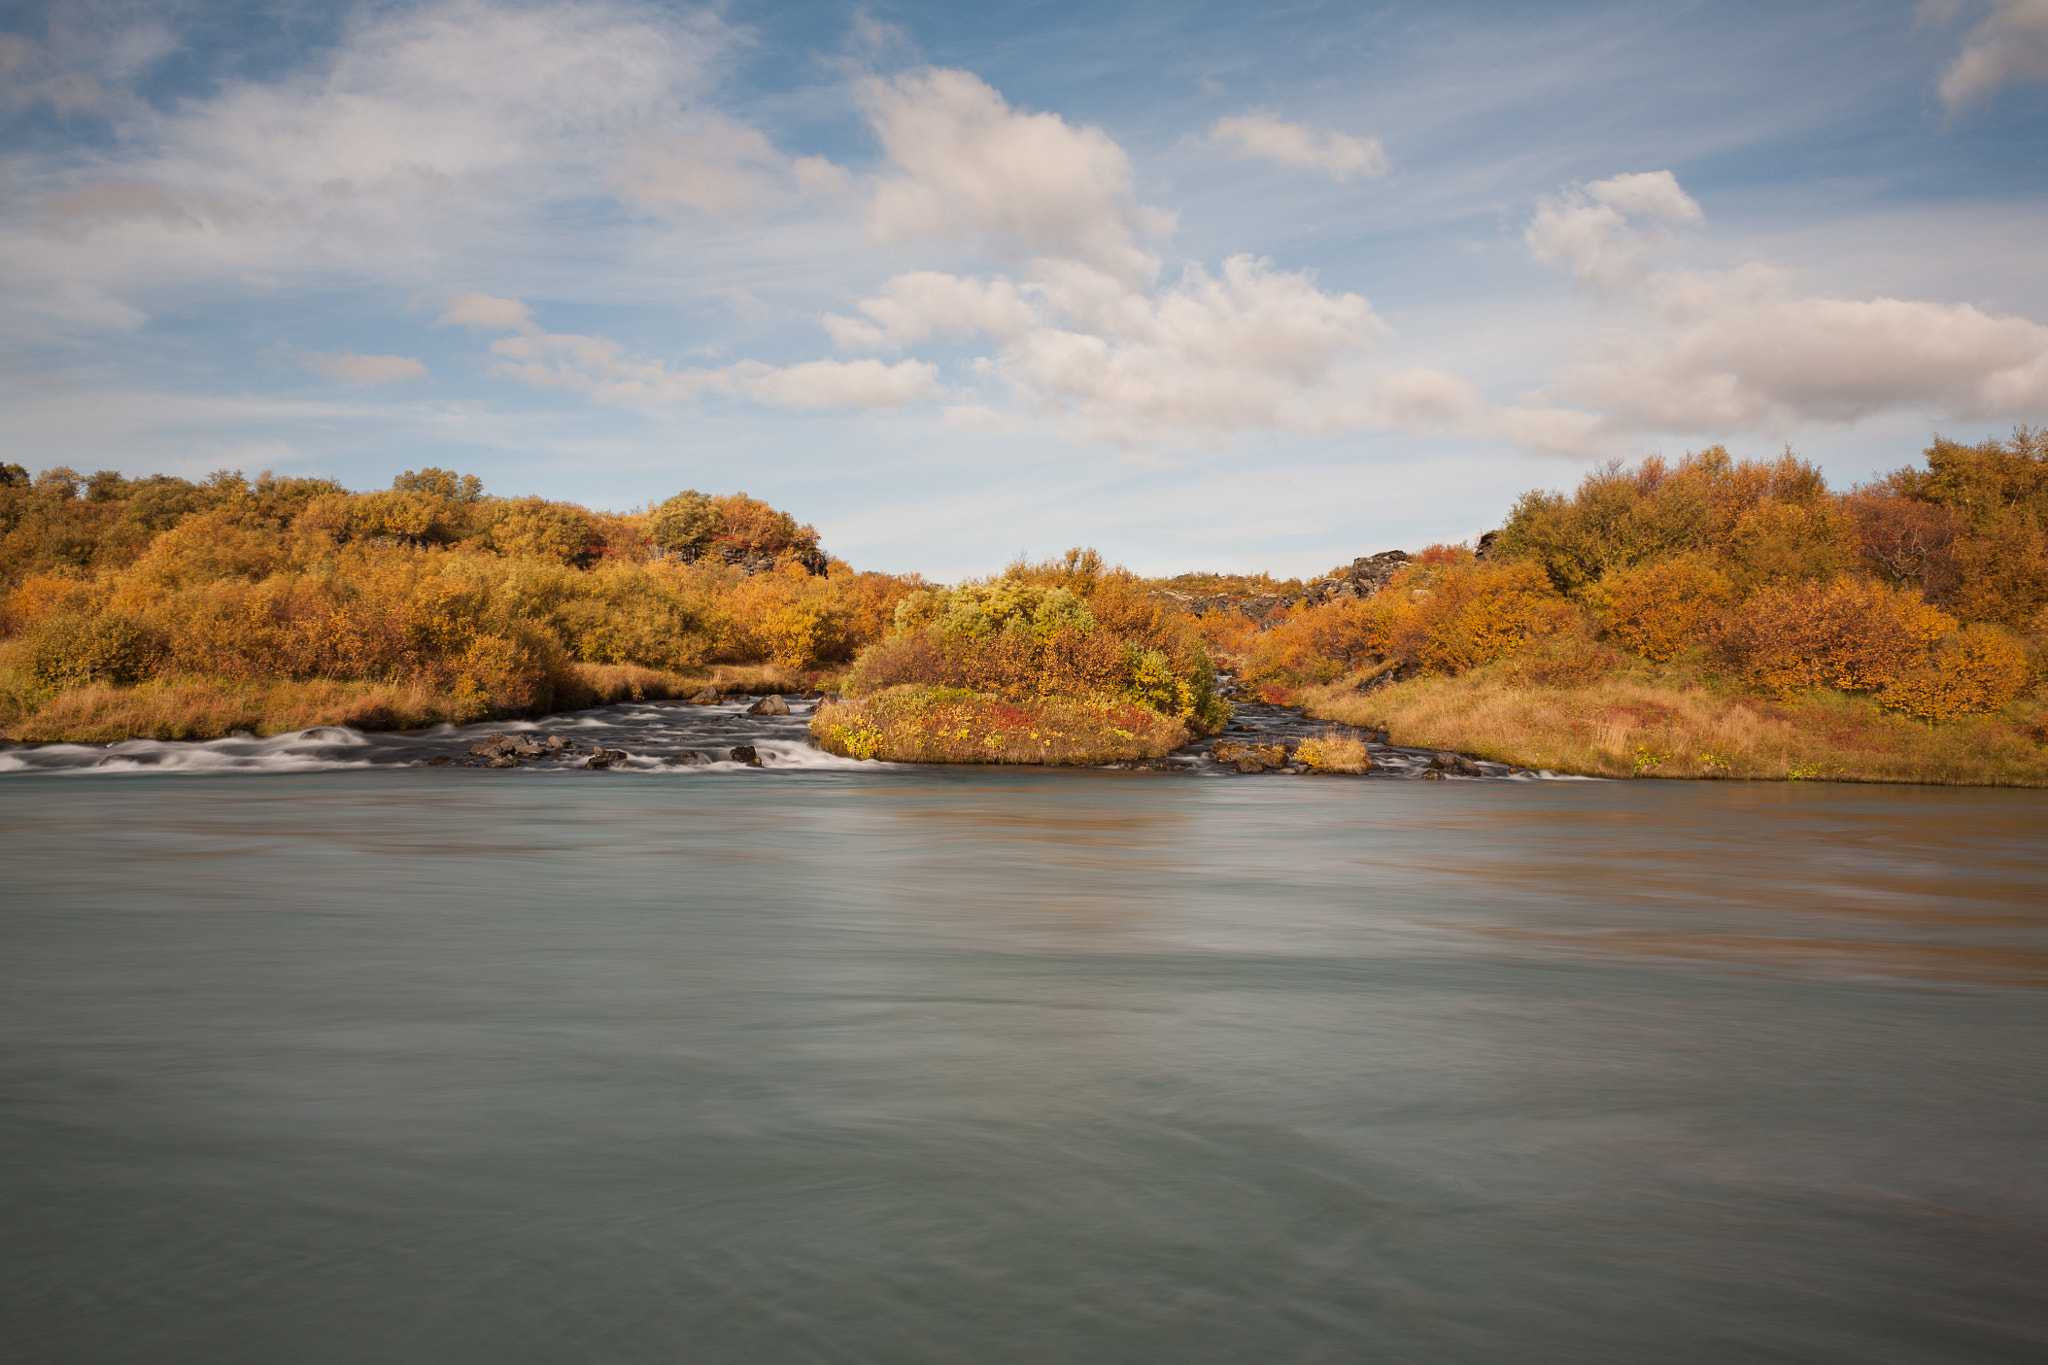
[2,428,2044,783]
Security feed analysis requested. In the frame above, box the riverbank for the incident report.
[0,660,809,744]
[1301,665,2048,786]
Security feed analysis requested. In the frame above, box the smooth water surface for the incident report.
[3,770,2046,1362]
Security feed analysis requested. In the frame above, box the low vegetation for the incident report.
[811,687,1188,765]
[810,549,1231,764]
[1216,429,2048,784]
[5,428,2045,784]
[0,463,911,739]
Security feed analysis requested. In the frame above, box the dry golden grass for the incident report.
[811,686,1187,765]
[5,675,479,743]
[1294,733,1373,773]
[0,657,814,744]
[1300,667,2048,785]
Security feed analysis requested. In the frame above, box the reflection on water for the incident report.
[2,773,2045,1363]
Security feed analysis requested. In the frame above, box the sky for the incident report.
[3,0,2046,578]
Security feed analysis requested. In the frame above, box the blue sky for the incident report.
[3,0,2046,577]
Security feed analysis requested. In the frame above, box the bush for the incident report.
[1713,577,1955,698]
[811,686,1188,765]
[650,490,718,554]
[1877,624,2033,723]
[1585,554,1733,661]
[18,612,162,687]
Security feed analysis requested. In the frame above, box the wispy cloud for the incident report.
[299,351,432,385]
[1206,112,1389,181]
[1930,0,2048,109]
[453,297,939,410]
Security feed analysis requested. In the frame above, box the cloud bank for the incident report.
[1502,171,2048,452]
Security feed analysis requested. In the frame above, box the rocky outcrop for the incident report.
[647,544,829,577]
[1154,589,1302,623]
[1304,551,1412,608]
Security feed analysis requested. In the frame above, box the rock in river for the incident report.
[746,695,791,716]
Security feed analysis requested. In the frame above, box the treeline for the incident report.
[1230,430,2045,724]
[0,464,916,728]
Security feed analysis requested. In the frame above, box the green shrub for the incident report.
[18,613,162,687]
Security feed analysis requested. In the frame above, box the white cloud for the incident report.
[1524,170,1702,295]
[436,292,538,332]
[829,254,1385,442]
[1,1,731,335]
[300,351,432,385]
[812,75,1395,443]
[1934,0,2048,108]
[1207,112,1389,181]
[1508,171,2048,450]
[859,67,1169,283]
[462,300,939,410]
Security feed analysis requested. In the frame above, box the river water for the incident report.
[3,715,2046,1362]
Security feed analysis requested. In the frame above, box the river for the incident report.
[3,712,2046,1362]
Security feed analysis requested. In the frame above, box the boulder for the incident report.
[427,755,449,767]
[1213,739,1292,769]
[584,747,628,770]
[488,755,519,769]
[543,735,566,752]
[1429,751,1484,777]
[687,687,721,705]
[509,739,546,758]
[729,744,762,767]
[746,695,791,716]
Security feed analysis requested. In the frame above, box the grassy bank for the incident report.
[0,659,808,743]
[811,686,1188,764]
[1300,666,2048,786]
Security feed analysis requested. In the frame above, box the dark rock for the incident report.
[687,686,721,705]
[427,755,449,767]
[584,747,628,770]
[509,739,546,758]
[729,744,761,766]
[1475,529,1499,561]
[1304,551,1413,607]
[1429,751,1484,777]
[1420,769,1448,781]
[746,695,791,716]
[1234,757,1264,774]
[487,755,519,769]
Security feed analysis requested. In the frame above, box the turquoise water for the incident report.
[3,767,2046,1362]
